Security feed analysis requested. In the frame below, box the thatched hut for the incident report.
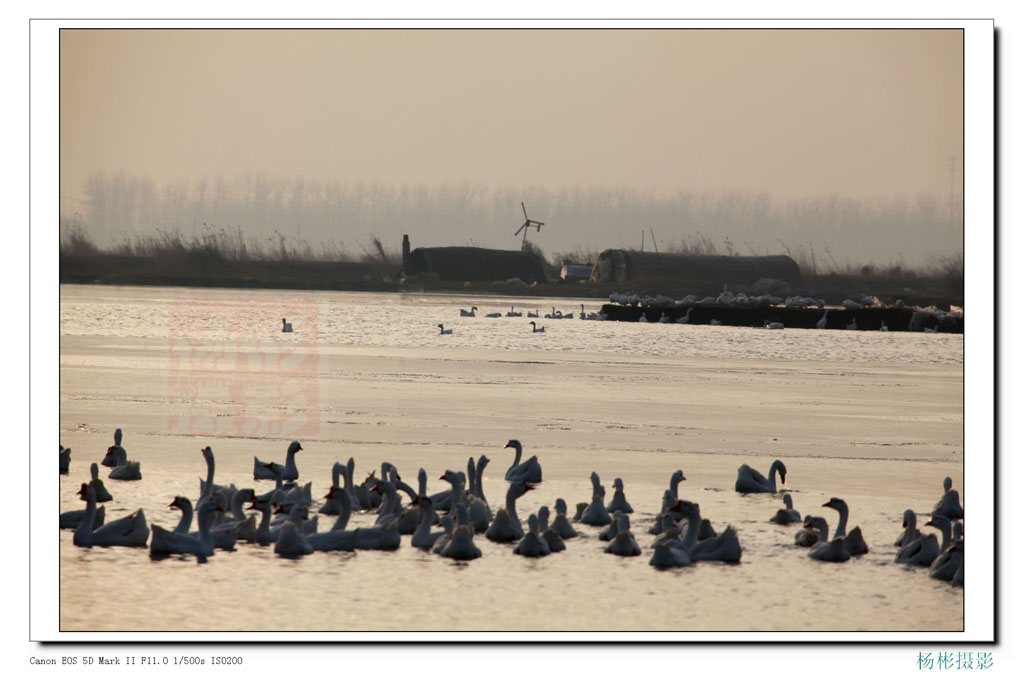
[589,250,802,289]
[402,246,547,283]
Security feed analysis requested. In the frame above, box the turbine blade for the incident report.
[522,202,528,220]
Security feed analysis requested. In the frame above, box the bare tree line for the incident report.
[62,171,963,274]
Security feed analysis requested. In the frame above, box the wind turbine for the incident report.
[515,202,545,250]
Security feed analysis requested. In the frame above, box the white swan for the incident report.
[735,459,787,493]
[932,476,964,520]
[527,309,539,318]
[353,519,402,551]
[253,440,302,481]
[503,439,542,484]
[410,497,446,550]
[281,318,293,332]
[307,487,357,552]
[440,522,483,560]
[604,525,642,557]
[60,446,70,474]
[649,541,692,569]
[846,317,858,331]
[530,321,545,333]
[73,483,149,548]
[599,510,630,541]
[60,503,105,530]
[794,515,828,547]
[150,498,223,558]
[165,496,237,550]
[460,306,478,317]
[89,462,114,502]
[274,521,314,557]
[514,514,551,557]
[769,493,801,524]
[816,310,829,329]
[101,428,124,467]
[318,462,347,515]
[895,530,941,566]
[106,446,142,481]
[894,509,922,547]
[485,479,533,543]
[438,324,453,335]
[606,477,633,514]
[506,306,522,317]
[822,497,869,555]
[579,472,612,526]
[675,500,741,563]
[809,537,851,562]
[550,498,577,539]
[675,307,692,324]
[928,528,964,582]
[536,506,565,552]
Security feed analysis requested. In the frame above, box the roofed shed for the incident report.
[403,246,547,283]
[589,250,802,288]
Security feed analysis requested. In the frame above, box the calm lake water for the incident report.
[55,284,966,636]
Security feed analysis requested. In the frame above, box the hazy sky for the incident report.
[60,28,963,204]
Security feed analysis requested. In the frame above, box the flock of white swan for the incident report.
[58,430,964,584]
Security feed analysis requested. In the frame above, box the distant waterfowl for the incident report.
[506,306,522,317]
[527,310,539,318]
[281,318,293,332]
[735,459,787,493]
[768,493,801,524]
[710,319,722,326]
[485,479,533,543]
[485,311,502,318]
[932,477,964,520]
[73,484,149,548]
[638,312,648,323]
[166,495,238,551]
[460,306,478,317]
[253,440,302,481]
[438,324,453,335]
[675,307,692,324]
[529,321,545,333]
[606,477,633,514]
[846,318,858,331]
[60,446,70,474]
[503,439,542,484]
[822,497,868,555]
[816,310,829,329]
[765,321,785,330]
[879,321,889,332]
[514,514,551,557]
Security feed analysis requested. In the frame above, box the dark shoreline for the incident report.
[59,253,962,309]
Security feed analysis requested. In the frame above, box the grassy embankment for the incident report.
[59,225,964,308]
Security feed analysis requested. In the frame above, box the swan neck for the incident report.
[833,506,848,540]
[681,509,702,550]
